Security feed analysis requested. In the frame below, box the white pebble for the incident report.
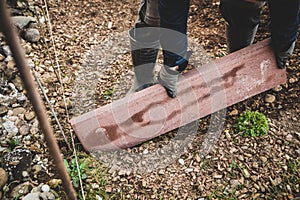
[24,135,31,141]
[3,120,18,134]
[96,195,103,200]
[143,149,149,154]
[7,110,14,116]
[22,171,29,177]
[108,22,113,29]
[178,158,185,165]
[41,184,50,192]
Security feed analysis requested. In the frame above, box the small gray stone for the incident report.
[16,1,27,9]
[2,45,12,57]
[30,126,39,134]
[47,179,62,188]
[230,179,239,187]
[96,195,103,200]
[41,184,50,193]
[178,158,185,165]
[229,109,238,116]
[23,44,32,54]
[264,94,276,103]
[272,85,282,92]
[250,175,259,182]
[25,111,35,121]
[0,61,7,71]
[243,169,250,178]
[31,184,43,193]
[11,16,36,30]
[3,120,18,134]
[26,58,35,68]
[260,156,267,163]
[24,28,40,43]
[252,162,259,169]
[39,16,46,24]
[24,135,31,141]
[143,149,148,154]
[13,107,26,116]
[289,77,297,84]
[4,110,12,119]
[19,124,30,135]
[59,98,72,108]
[22,192,40,200]
[10,181,32,198]
[22,171,29,178]
[32,164,42,174]
[213,174,223,179]
[0,168,8,190]
[4,55,13,62]
[39,192,47,200]
[12,76,24,91]
[194,154,201,162]
[7,116,18,122]
[6,60,16,73]
[285,134,293,142]
[238,155,244,161]
[17,94,28,103]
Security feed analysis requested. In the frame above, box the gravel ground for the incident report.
[0,0,299,199]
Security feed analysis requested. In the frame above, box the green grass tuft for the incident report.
[234,111,269,137]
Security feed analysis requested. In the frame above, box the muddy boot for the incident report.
[158,65,180,98]
[158,51,192,98]
[274,41,295,69]
[127,27,159,94]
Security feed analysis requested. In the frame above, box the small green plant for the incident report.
[64,158,87,188]
[208,185,239,200]
[229,161,237,169]
[201,159,209,169]
[104,88,114,96]
[7,138,19,150]
[234,111,269,137]
[287,160,300,173]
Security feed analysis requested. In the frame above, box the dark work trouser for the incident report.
[129,0,190,93]
[220,0,300,68]
[134,0,190,70]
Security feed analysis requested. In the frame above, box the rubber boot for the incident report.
[158,65,180,98]
[158,51,192,98]
[274,41,295,69]
[128,28,159,93]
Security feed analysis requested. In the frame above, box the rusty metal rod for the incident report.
[0,1,77,199]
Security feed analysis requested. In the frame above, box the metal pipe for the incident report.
[0,1,77,199]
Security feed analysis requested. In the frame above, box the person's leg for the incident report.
[138,0,160,27]
[128,0,160,93]
[219,0,265,53]
[268,0,300,68]
[158,0,190,98]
